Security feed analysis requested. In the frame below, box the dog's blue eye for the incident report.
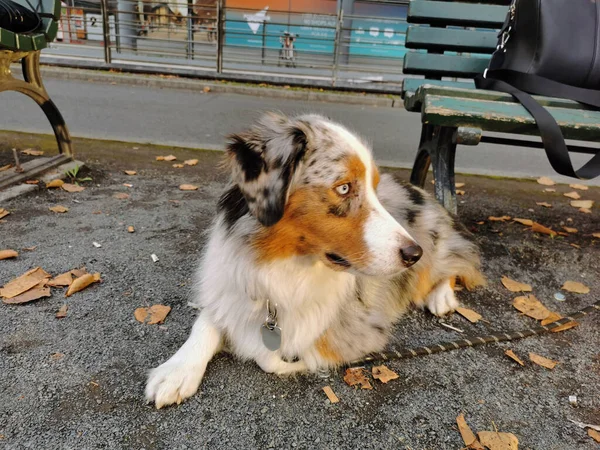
[335,183,350,196]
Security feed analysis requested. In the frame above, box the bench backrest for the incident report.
[0,0,61,51]
[403,0,509,82]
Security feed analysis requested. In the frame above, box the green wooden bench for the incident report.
[402,0,600,213]
[0,0,72,157]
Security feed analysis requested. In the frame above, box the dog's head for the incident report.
[222,113,421,277]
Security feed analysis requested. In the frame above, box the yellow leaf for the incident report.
[512,295,551,320]
[561,281,590,294]
[322,386,339,404]
[488,216,511,222]
[569,183,589,191]
[22,148,43,156]
[505,350,525,366]
[173,164,184,168]
[588,429,600,443]
[593,232,600,239]
[531,222,557,237]
[456,414,484,450]
[477,431,519,450]
[127,226,135,233]
[579,208,592,214]
[563,191,581,200]
[0,164,12,171]
[537,176,555,186]
[455,306,482,323]
[456,190,465,195]
[501,276,532,292]
[47,271,74,287]
[0,208,9,220]
[45,179,64,188]
[124,170,137,175]
[49,205,69,213]
[163,155,177,161]
[372,365,399,383]
[134,304,171,325]
[536,202,552,208]
[513,218,533,226]
[61,183,85,193]
[65,273,101,297]
[155,156,165,161]
[179,184,198,191]
[541,311,562,326]
[0,249,18,260]
[529,352,558,370]
[562,226,577,233]
[571,200,594,209]
[455,182,465,188]
[0,267,51,299]
[184,159,199,166]
[203,86,211,93]
[2,281,51,304]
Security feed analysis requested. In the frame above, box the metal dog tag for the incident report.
[261,323,282,351]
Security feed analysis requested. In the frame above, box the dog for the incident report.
[145,113,484,408]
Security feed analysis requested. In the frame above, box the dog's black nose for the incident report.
[400,244,422,267]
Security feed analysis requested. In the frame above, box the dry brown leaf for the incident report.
[3,281,51,304]
[0,208,9,220]
[123,183,133,188]
[184,159,199,166]
[588,429,600,443]
[22,148,43,156]
[203,86,211,93]
[562,226,578,233]
[501,276,532,293]
[71,268,88,278]
[551,321,579,333]
[343,367,373,390]
[564,191,581,200]
[477,431,519,450]
[476,221,485,225]
[0,249,18,260]
[0,164,12,171]
[505,349,525,366]
[372,365,399,383]
[488,216,511,222]
[513,295,551,320]
[579,207,592,214]
[531,222,557,237]
[163,155,177,161]
[47,271,74,287]
[155,156,165,161]
[561,281,590,294]
[50,352,64,361]
[55,304,68,318]
[536,202,552,208]
[570,184,589,191]
[541,311,562,326]
[173,164,184,168]
[113,193,130,200]
[455,182,465,188]
[22,246,36,251]
[124,170,137,175]
[592,232,600,238]
[571,200,594,209]
[456,306,482,323]
[0,267,51,299]
[61,183,85,193]
[49,205,69,213]
[134,304,171,325]
[570,243,581,249]
[25,180,39,185]
[46,179,64,188]
[322,386,339,404]
[65,273,100,297]
[456,414,484,450]
[544,188,556,192]
[127,226,135,233]
[456,189,466,195]
[513,218,533,226]
[529,352,558,369]
[179,184,198,191]
[537,176,555,186]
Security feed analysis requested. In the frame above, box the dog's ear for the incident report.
[226,113,308,226]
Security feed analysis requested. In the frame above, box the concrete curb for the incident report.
[37,65,402,108]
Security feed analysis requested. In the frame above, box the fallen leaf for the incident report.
[47,271,74,287]
[593,232,600,239]
[564,191,581,200]
[184,159,199,166]
[134,304,171,325]
[540,311,562,326]
[529,352,558,369]
[0,164,12,171]
[123,183,133,188]
[61,183,85,193]
[551,321,579,333]
[49,205,69,213]
[0,267,51,298]
[173,164,184,168]
[456,306,482,323]
[156,156,165,161]
[127,226,135,233]
[50,352,64,361]
[456,414,484,450]
[570,243,581,249]
[488,216,511,222]
[22,148,43,156]
[477,431,519,450]
[562,226,578,233]
[536,202,552,208]
[579,207,592,214]
[124,170,137,175]
[531,222,557,237]
[0,249,18,260]
[455,182,465,188]
[570,184,589,191]
[544,188,556,192]
[179,184,198,191]
[203,86,211,93]
[505,350,525,366]
[589,429,600,443]
[70,268,88,278]
[22,246,36,251]
[0,208,9,219]
[501,276,532,293]
[113,193,130,200]
[46,179,64,188]
[322,386,339,403]
[571,200,594,209]
[3,281,51,304]
[55,304,68,318]
[561,281,590,294]
[25,180,39,185]
[513,295,551,320]
[163,155,177,161]
[372,365,399,383]
[537,176,555,186]
[65,273,101,297]
[513,218,533,226]
[456,189,465,195]
[476,221,485,225]
[343,367,373,390]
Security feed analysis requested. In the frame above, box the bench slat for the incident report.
[423,95,600,141]
[405,27,498,53]
[408,1,507,28]
[403,53,490,78]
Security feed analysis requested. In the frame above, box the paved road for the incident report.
[1,74,597,184]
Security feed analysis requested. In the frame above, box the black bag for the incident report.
[475,0,600,180]
[0,0,43,33]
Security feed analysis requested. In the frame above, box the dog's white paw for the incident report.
[426,282,458,316]
[145,361,205,409]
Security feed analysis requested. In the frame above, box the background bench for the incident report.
[0,0,73,158]
[401,0,600,213]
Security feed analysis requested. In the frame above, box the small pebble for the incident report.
[93,242,102,248]
[569,395,577,406]
[554,292,566,302]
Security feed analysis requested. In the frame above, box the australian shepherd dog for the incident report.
[145,113,484,408]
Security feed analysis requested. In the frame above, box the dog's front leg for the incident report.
[145,311,223,408]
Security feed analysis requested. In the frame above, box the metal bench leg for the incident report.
[410,124,457,214]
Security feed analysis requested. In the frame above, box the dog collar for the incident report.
[261,299,282,351]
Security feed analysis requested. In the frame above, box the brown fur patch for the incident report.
[372,167,380,190]
[315,332,342,363]
[413,265,433,302]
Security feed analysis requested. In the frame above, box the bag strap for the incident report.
[475,75,600,180]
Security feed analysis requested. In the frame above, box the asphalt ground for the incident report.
[0,133,599,449]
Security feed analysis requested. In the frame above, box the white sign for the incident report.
[86,13,116,42]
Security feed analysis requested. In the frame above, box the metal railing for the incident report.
[45,0,409,89]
